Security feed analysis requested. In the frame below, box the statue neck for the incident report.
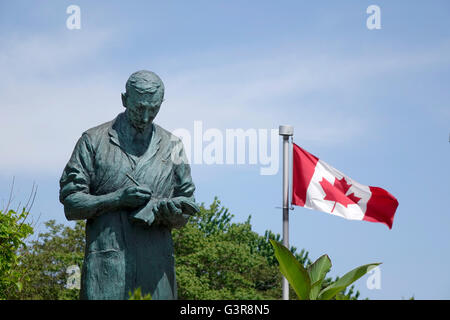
[123,112,153,141]
[119,112,153,157]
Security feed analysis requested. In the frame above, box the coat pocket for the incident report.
[82,249,126,300]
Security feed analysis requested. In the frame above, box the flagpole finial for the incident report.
[279,125,294,136]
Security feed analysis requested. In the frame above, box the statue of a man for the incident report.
[59,70,199,300]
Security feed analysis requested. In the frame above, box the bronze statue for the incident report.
[59,70,199,299]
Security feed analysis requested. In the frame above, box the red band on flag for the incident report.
[364,187,399,229]
[292,143,318,206]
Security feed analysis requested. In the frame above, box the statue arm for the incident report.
[62,191,122,221]
[59,133,121,220]
[172,139,196,200]
[158,139,198,229]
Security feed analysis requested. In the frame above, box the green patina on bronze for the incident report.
[59,70,199,300]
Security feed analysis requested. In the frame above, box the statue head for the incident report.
[122,70,165,132]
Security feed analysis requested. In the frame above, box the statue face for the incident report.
[123,89,162,132]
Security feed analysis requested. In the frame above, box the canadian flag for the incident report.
[292,143,399,229]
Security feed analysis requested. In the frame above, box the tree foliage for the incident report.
[128,287,152,300]
[173,197,311,299]
[0,209,34,299]
[9,220,85,300]
[5,197,360,300]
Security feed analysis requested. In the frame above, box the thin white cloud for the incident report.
[159,41,450,140]
[1,31,449,174]
[0,30,112,80]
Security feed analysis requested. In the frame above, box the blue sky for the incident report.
[0,1,449,299]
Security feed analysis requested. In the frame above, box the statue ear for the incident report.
[121,93,127,108]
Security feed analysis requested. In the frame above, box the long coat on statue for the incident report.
[59,112,197,300]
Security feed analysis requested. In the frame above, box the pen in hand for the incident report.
[126,173,140,186]
[126,173,153,198]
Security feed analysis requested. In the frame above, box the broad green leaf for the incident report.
[307,254,332,300]
[269,239,311,300]
[318,263,381,300]
[335,293,350,300]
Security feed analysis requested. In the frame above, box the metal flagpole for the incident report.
[279,125,293,300]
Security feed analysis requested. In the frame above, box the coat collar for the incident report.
[107,113,162,165]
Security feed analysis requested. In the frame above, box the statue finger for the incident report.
[168,200,182,214]
[126,186,139,197]
[134,192,151,200]
[136,186,152,195]
[159,200,170,215]
[171,198,182,209]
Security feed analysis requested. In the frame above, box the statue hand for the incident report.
[154,198,190,228]
[157,199,182,216]
[117,185,152,208]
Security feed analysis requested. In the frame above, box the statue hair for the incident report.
[125,70,165,98]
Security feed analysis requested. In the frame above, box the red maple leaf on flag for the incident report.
[319,177,361,212]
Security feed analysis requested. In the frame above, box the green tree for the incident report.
[174,197,309,299]
[10,220,85,300]
[173,197,359,300]
[0,209,34,299]
[11,197,360,300]
[173,211,280,299]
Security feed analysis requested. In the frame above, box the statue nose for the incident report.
[142,112,150,122]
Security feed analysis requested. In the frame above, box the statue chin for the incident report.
[132,122,152,133]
